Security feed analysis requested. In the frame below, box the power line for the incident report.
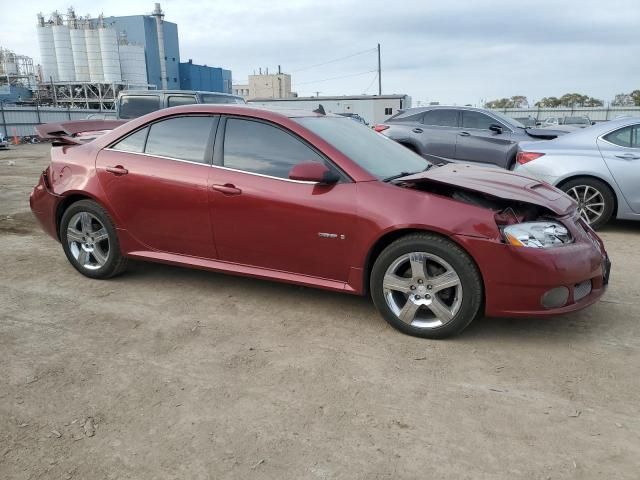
[363,72,378,94]
[295,69,377,86]
[290,47,377,73]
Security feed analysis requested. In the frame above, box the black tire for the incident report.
[370,233,483,339]
[559,177,615,230]
[60,199,128,279]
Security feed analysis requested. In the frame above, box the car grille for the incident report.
[574,280,592,302]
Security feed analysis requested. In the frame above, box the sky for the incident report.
[1,0,639,105]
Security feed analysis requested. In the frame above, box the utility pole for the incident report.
[377,43,382,96]
[314,91,321,97]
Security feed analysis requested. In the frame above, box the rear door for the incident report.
[416,109,459,162]
[96,115,218,258]
[454,110,517,167]
[598,123,640,212]
[207,116,358,282]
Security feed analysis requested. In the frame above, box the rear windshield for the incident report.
[118,95,161,119]
[564,117,590,124]
[200,94,246,105]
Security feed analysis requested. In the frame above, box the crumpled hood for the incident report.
[400,164,576,216]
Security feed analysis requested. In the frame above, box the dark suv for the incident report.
[377,106,565,169]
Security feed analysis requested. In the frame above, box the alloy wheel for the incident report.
[382,252,463,329]
[566,185,605,225]
[66,212,110,270]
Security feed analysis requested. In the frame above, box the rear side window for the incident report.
[462,111,498,130]
[167,96,197,107]
[112,127,149,153]
[603,125,640,148]
[118,96,161,119]
[422,109,458,127]
[145,116,216,163]
[223,118,325,179]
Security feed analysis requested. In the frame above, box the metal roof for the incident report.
[250,94,409,102]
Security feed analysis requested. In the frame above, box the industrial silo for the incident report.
[36,14,58,82]
[99,26,122,83]
[69,16,90,81]
[52,15,75,82]
[84,27,104,82]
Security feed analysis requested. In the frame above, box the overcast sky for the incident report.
[2,0,639,105]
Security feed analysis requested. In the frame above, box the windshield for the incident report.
[490,110,526,129]
[564,116,589,124]
[295,117,431,180]
[200,94,246,105]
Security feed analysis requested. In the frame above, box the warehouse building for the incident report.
[249,94,412,125]
[179,60,232,94]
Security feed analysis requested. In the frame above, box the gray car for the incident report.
[515,117,640,229]
[379,106,565,169]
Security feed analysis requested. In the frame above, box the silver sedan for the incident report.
[515,117,640,229]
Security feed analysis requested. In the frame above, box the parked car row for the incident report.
[31,104,611,339]
[375,106,639,229]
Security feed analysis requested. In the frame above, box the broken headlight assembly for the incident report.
[502,221,573,248]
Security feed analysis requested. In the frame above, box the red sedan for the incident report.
[30,105,610,338]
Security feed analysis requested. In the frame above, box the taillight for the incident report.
[373,124,389,133]
[516,152,545,165]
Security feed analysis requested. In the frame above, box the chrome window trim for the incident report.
[598,123,640,149]
[103,148,321,185]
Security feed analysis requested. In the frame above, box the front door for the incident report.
[208,117,358,282]
[454,110,516,167]
[96,115,218,258]
[598,123,640,212]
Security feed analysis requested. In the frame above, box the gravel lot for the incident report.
[1,143,639,479]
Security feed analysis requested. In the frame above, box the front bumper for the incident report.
[456,219,609,318]
[29,171,61,241]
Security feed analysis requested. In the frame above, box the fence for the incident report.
[0,104,116,137]
[489,106,640,122]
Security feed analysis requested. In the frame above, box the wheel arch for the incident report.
[555,174,619,218]
[361,227,485,298]
[55,192,101,240]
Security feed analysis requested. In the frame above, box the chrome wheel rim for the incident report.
[383,252,463,329]
[66,212,110,270]
[566,185,605,225]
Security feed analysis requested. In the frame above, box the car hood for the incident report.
[400,164,576,216]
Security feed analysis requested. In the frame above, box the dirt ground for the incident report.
[1,143,639,480]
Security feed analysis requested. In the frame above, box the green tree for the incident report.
[612,93,633,106]
[484,95,529,109]
[535,96,561,107]
[631,90,640,106]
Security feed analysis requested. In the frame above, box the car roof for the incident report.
[121,103,339,120]
[399,105,491,113]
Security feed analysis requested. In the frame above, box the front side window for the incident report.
[223,118,325,179]
[118,96,161,119]
[112,127,149,153]
[462,111,498,130]
[603,125,639,148]
[168,96,197,107]
[145,116,216,163]
[422,109,458,127]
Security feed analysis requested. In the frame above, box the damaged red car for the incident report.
[30,105,610,338]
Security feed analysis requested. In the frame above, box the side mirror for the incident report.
[489,124,503,134]
[289,162,339,184]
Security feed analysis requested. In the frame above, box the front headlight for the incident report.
[503,222,572,248]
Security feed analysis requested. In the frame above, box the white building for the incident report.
[232,83,249,98]
[249,94,412,125]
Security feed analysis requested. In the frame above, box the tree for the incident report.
[611,93,634,107]
[631,90,640,106]
[535,96,561,107]
[484,95,529,109]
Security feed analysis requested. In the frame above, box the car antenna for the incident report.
[313,104,326,115]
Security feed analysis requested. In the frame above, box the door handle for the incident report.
[105,165,128,175]
[458,131,470,137]
[412,128,423,133]
[211,183,242,195]
[615,153,640,160]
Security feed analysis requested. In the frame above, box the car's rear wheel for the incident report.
[60,200,127,279]
[370,233,483,339]
[559,177,614,230]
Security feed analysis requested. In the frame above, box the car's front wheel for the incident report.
[60,199,128,279]
[370,233,483,339]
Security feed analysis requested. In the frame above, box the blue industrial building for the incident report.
[179,60,232,94]
[101,14,181,89]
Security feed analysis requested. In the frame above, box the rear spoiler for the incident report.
[35,119,128,146]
